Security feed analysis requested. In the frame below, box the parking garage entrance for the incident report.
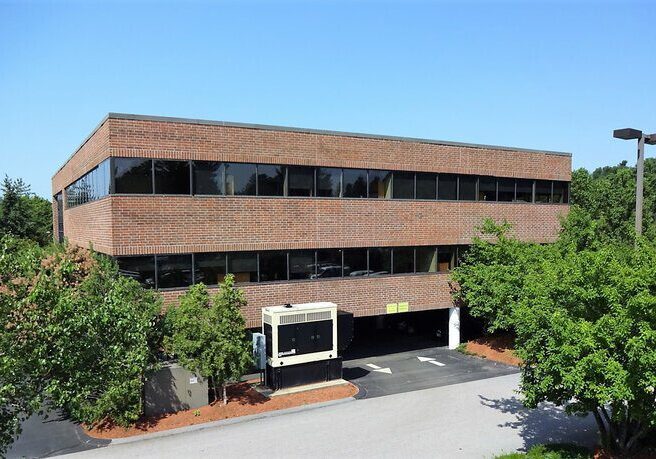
[341,308,484,360]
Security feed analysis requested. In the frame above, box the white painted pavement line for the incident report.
[417,356,446,367]
[365,363,393,374]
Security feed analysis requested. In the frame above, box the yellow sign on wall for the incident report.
[398,302,410,313]
[386,303,398,314]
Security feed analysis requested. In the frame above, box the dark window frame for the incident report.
[93,157,571,204]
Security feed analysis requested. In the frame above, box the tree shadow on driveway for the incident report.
[479,395,598,452]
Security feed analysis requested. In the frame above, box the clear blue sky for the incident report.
[1,0,655,199]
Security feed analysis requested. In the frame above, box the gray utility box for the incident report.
[144,362,208,417]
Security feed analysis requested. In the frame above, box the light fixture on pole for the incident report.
[613,128,656,237]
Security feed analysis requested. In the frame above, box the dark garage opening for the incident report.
[342,309,449,360]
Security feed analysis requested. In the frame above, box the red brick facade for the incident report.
[52,114,571,327]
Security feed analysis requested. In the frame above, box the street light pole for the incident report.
[613,128,656,239]
[636,135,645,237]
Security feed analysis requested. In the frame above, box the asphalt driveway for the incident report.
[7,409,108,459]
[11,345,515,457]
[62,373,598,458]
[344,346,519,398]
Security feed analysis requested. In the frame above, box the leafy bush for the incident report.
[495,443,591,459]
[0,236,163,453]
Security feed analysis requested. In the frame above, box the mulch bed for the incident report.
[86,381,358,439]
[464,334,522,366]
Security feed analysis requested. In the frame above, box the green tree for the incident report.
[453,224,656,454]
[513,242,656,454]
[569,158,656,245]
[164,275,252,404]
[0,176,52,245]
[0,236,163,454]
[451,219,546,333]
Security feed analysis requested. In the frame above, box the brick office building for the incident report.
[52,113,571,345]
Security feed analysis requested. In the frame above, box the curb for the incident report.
[109,396,357,445]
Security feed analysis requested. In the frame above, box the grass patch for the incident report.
[495,443,591,459]
[455,342,484,358]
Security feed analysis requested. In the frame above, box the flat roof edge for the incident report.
[52,114,110,180]
[53,111,573,186]
[107,113,572,157]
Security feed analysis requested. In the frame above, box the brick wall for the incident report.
[161,272,454,328]
[107,196,568,256]
[52,114,571,197]
[52,120,110,194]
[51,114,572,325]
[63,197,113,254]
[106,117,571,181]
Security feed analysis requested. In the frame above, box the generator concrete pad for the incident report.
[269,378,349,397]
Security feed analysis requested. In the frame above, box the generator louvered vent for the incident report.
[280,313,306,325]
[307,311,331,322]
[262,314,272,325]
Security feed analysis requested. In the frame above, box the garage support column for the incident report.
[448,307,460,350]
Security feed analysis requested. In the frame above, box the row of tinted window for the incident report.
[110,158,570,203]
[115,246,469,290]
[65,159,110,208]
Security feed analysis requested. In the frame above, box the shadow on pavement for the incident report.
[8,408,109,459]
[479,395,598,451]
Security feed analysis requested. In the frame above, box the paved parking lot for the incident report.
[10,339,513,457]
[344,346,519,398]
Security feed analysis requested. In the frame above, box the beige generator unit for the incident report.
[262,302,344,390]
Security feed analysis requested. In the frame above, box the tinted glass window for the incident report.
[55,193,64,242]
[114,158,153,194]
[535,180,552,203]
[478,176,497,201]
[553,181,569,203]
[116,256,156,288]
[65,159,111,208]
[438,247,456,272]
[194,252,226,286]
[316,168,341,197]
[416,246,437,273]
[157,254,192,289]
[516,179,533,202]
[259,251,288,282]
[393,172,415,199]
[287,166,314,197]
[368,170,392,199]
[342,169,367,198]
[193,161,223,195]
[438,174,457,200]
[458,176,477,201]
[316,249,342,278]
[369,248,391,275]
[393,247,414,274]
[257,164,285,196]
[289,250,315,280]
[416,173,436,200]
[344,249,367,276]
[227,252,258,283]
[154,160,190,195]
[498,178,515,202]
[225,163,256,196]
